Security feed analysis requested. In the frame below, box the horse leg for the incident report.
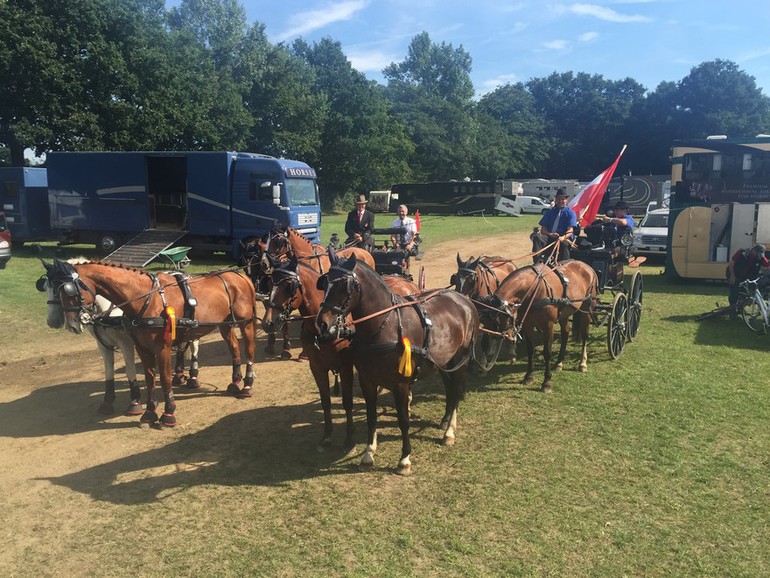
[281,325,292,359]
[554,316,570,371]
[241,323,256,397]
[136,348,158,424]
[310,361,334,450]
[172,347,187,387]
[541,322,555,393]
[119,335,142,415]
[522,330,536,386]
[439,372,461,446]
[97,341,116,415]
[158,347,177,427]
[393,382,413,475]
[186,340,201,388]
[576,312,589,373]
[265,332,277,356]
[340,363,356,451]
[359,378,379,471]
[222,326,246,397]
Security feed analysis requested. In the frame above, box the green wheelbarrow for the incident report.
[157,246,192,269]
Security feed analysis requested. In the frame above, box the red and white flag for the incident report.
[568,145,627,225]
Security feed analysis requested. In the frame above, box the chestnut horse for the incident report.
[315,251,478,475]
[261,254,419,450]
[264,225,376,272]
[478,260,599,392]
[451,253,518,368]
[41,259,258,426]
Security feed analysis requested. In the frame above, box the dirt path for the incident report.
[0,232,533,573]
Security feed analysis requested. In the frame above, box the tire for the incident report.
[607,292,628,359]
[626,271,643,341]
[98,233,121,255]
[742,297,768,334]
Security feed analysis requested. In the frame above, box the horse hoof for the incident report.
[281,350,292,360]
[185,377,201,389]
[540,383,553,393]
[554,363,563,372]
[237,386,252,399]
[317,438,332,452]
[522,376,534,386]
[126,402,143,416]
[227,383,242,396]
[140,410,158,424]
[442,435,456,446]
[579,365,588,373]
[298,352,309,361]
[264,346,277,356]
[395,463,412,476]
[160,413,177,427]
[97,403,115,416]
[171,374,186,387]
[358,462,374,472]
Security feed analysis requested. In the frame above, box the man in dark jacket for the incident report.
[344,194,375,249]
[728,243,769,314]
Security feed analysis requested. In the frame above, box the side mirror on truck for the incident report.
[272,184,281,206]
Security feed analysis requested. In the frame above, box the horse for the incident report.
[477,260,599,392]
[264,225,376,272]
[451,253,518,367]
[240,235,297,358]
[315,250,479,475]
[261,254,420,450]
[40,259,258,427]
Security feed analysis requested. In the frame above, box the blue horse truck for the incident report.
[0,167,53,244]
[44,151,321,259]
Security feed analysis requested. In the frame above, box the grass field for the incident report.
[1,215,769,576]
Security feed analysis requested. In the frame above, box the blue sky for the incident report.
[198,0,770,97]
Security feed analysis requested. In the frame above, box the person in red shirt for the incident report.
[727,243,769,314]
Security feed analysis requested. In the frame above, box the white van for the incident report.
[518,196,552,214]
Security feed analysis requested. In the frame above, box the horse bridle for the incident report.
[38,270,98,317]
[264,268,303,328]
[318,266,360,333]
[452,266,479,295]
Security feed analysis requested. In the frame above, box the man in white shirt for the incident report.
[390,204,418,253]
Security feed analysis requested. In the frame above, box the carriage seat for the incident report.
[584,222,621,251]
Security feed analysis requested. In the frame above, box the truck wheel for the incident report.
[98,233,121,255]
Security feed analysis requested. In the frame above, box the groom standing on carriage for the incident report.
[344,194,375,250]
[531,188,577,263]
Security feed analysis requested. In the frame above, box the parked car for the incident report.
[518,196,553,214]
[0,212,11,269]
[633,208,669,255]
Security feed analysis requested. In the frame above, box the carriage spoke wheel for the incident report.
[742,297,768,335]
[607,292,628,359]
[626,271,643,341]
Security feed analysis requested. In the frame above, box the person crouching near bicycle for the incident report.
[727,243,769,316]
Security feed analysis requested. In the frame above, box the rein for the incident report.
[347,287,450,326]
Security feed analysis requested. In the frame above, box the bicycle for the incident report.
[739,278,770,334]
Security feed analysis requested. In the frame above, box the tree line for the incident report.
[2,0,769,209]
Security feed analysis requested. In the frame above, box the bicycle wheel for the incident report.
[742,298,768,334]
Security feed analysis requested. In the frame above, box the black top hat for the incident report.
[554,188,568,198]
[354,194,368,204]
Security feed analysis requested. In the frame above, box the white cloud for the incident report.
[478,73,519,95]
[579,31,599,41]
[275,0,368,42]
[566,3,653,23]
[544,39,569,50]
[348,50,398,73]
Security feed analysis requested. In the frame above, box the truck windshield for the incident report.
[286,178,319,207]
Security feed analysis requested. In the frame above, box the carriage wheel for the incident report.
[626,271,643,341]
[742,297,768,335]
[607,292,628,359]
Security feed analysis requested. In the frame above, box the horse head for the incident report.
[477,293,518,338]
[451,253,483,296]
[315,250,358,339]
[262,255,302,334]
[37,259,97,334]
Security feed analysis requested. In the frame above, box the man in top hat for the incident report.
[531,188,577,262]
[344,193,375,249]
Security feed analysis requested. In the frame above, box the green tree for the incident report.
[293,37,413,205]
[526,72,645,178]
[383,32,476,180]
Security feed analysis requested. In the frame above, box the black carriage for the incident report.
[571,221,643,358]
[329,226,421,281]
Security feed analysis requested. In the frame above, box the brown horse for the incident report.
[261,254,419,450]
[451,253,518,367]
[478,260,599,392]
[265,225,376,272]
[315,251,478,475]
[41,259,258,426]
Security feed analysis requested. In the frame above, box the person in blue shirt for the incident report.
[532,188,577,262]
[601,200,635,239]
